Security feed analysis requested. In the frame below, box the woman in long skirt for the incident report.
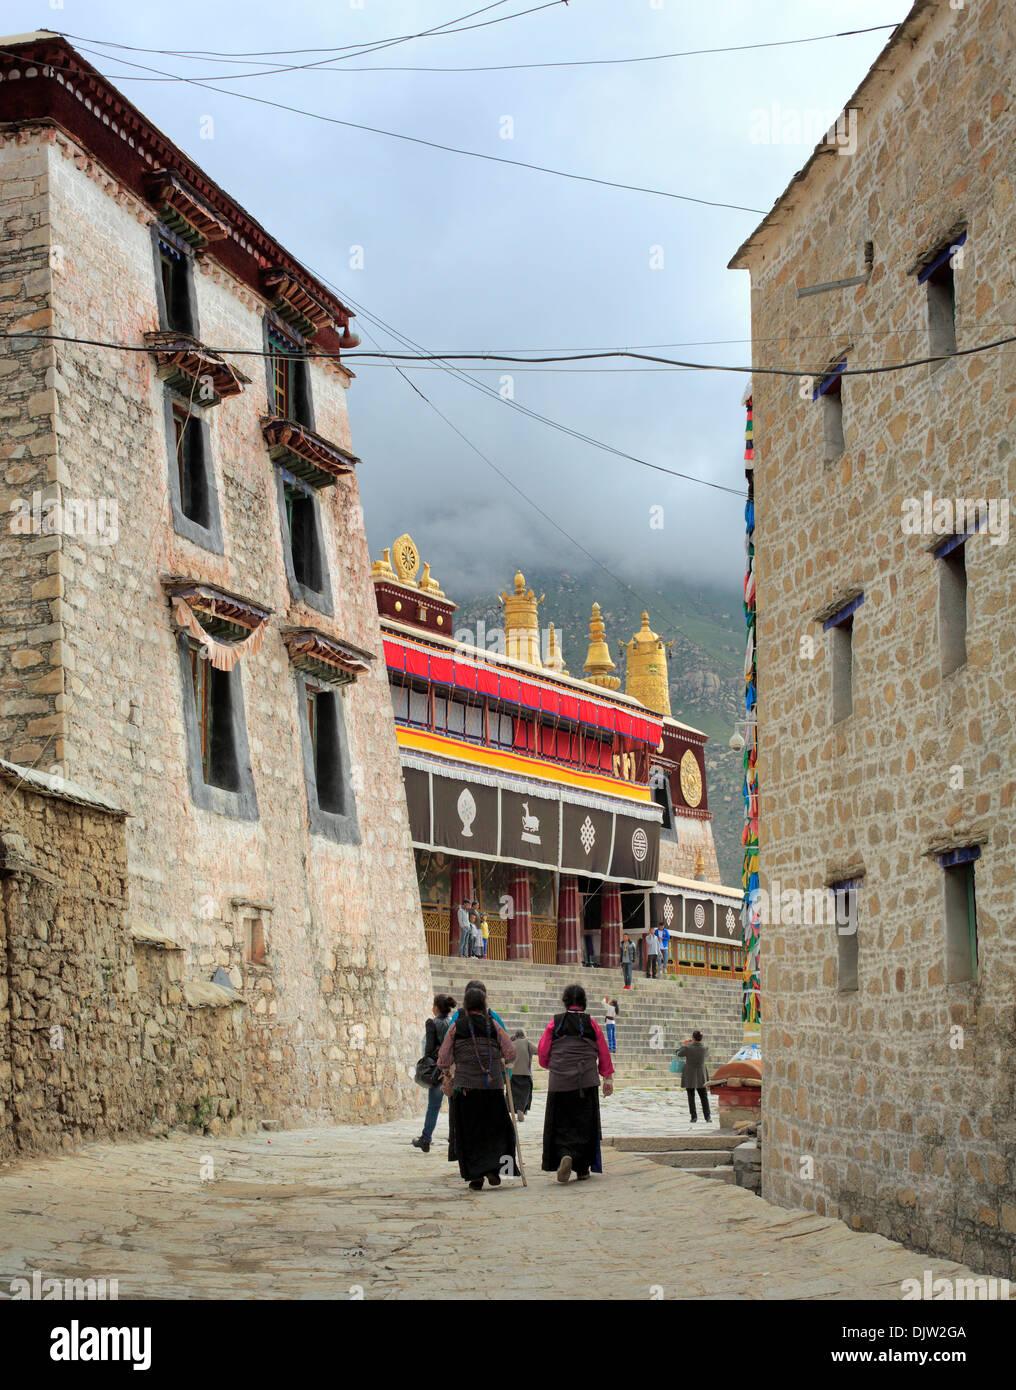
[509,1029,536,1121]
[538,983,614,1183]
[437,984,519,1191]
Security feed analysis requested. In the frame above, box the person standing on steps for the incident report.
[457,899,472,957]
[412,993,456,1153]
[620,934,635,990]
[509,1028,536,1121]
[658,923,670,978]
[480,912,490,958]
[437,984,519,1191]
[538,983,614,1183]
[602,996,618,1054]
[677,1030,711,1124]
[645,927,660,979]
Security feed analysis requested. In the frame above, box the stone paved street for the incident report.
[0,1089,994,1301]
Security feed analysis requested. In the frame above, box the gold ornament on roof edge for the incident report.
[623,610,673,718]
[680,749,703,808]
[392,534,420,584]
[371,547,396,581]
[583,603,620,690]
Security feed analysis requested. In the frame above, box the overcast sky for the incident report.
[12,0,900,598]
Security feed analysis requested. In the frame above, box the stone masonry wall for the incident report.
[0,115,432,1128]
[734,0,1016,1276]
[0,771,251,1162]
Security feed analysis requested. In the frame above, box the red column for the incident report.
[448,859,474,956]
[600,883,622,968]
[508,866,532,962]
[557,874,581,965]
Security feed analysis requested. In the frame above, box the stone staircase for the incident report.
[606,1133,742,1183]
[428,956,743,1088]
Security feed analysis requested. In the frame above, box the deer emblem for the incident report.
[520,801,541,845]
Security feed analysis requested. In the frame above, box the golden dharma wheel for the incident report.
[679,748,703,807]
[392,533,419,584]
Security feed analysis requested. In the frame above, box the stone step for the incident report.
[677,1166,736,1183]
[607,1134,742,1152]
[642,1149,734,1169]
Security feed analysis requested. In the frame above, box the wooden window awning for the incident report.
[262,267,362,347]
[145,331,249,404]
[146,169,231,248]
[283,628,374,687]
[164,578,271,668]
[262,416,360,488]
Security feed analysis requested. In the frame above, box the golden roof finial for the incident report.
[623,609,672,717]
[498,570,544,667]
[583,603,620,690]
[545,621,568,674]
[694,846,705,880]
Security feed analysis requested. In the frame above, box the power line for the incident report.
[7,329,1016,379]
[58,42,765,214]
[68,21,900,79]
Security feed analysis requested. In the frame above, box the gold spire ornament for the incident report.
[545,622,568,674]
[623,611,673,717]
[694,846,706,880]
[498,570,544,666]
[582,603,620,690]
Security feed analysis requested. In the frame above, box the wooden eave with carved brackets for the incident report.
[261,417,359,489]
[261,268,359,348]
[162,577,271,641]
[145,168,230,249]
[282,628,374,688]
[144,331,249,405]
[0,35,358,368]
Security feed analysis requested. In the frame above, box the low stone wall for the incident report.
[0,767,252,1161]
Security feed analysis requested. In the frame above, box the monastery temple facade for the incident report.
[372,535,744,981]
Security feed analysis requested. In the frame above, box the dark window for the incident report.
[920,234,964,361]
[936,536,968,675]
[156,234,196,336]
[941,847,979,983]
[831,880,859,992]
[188,642,241,791]
[284,481,325,593]
[298,674,359,842]
[823,594,863,723]
[814,363,845,461]
[267,324,313,427]
[172,404,211,528]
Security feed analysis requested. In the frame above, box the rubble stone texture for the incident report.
[0,121,431,1140]
[731,0,1016,1277]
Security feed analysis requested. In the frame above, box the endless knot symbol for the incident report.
[725,908,737,935]
[631,827,648,863]
[663,899,674,926]
[579,816,596,854]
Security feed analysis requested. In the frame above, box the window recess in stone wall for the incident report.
[813,359,846,462]
[164,579,270,821]
[939,845,979,984]
[153,227,198,338]
[918,230,965,364]
[830,877,860,992]
[822,592,863,723]
[275,469,333,615]
[162,392,223,552]
[284,628,371,845]
[934,529,970,677]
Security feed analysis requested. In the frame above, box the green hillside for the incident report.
[450,566,747,889]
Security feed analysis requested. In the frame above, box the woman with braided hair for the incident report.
[436,984,519,1191]
[538,983,614,1183]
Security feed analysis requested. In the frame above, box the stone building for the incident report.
[0,33,431,1132]
[729,0,1016,1275]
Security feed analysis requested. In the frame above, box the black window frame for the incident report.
[177,635,258,821]
[264,318,315,429]
[295,671,360,844]
[152,225,199,337]
[162,390,223,552]
[275,468,333,615]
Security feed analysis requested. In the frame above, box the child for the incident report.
[602,996,618,1053]
[480,915,490,958]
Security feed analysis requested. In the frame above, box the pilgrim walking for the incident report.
[538,983,614,1183]
[509,1028,536,1121]
[411,993,456,1153]
[437,984,519,1190]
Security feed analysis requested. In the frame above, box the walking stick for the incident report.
[504,1066,528,1187]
